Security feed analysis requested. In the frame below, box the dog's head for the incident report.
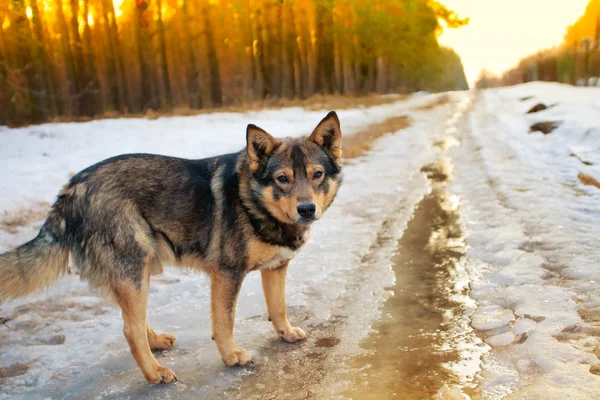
[245,111,343,225]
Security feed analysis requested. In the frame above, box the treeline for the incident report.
[0,0,468,126]
[500,0,600,86]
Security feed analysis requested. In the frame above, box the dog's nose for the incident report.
[297,204,316,218]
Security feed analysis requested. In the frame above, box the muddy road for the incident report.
[0,95,484,400]
[4,86,599,399]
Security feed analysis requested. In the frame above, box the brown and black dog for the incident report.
[0,112,343,383]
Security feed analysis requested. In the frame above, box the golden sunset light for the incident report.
[439,0,591,84]
[113,0,125,17]
[3,0,600,397]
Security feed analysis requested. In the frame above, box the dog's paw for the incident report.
[146,365,177,384]
[279,326,307,343]
[150,333,176,351]
[222,347,254,367]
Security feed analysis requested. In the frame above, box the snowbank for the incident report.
[449,82,600,398]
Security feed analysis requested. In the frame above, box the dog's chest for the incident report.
[248,231,310,271]
[257,247,298,270]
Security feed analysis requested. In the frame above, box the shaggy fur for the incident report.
[0,111,343,383]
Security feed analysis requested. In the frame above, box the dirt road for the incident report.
[2,84,600,399]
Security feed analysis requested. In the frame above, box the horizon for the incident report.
[438,0,591,86]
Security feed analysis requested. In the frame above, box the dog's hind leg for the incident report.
[113,267,177,384]
[261,263,307,343]
[147,324,176,351]
[210,269,253,367]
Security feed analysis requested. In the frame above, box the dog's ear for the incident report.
[310,111,342,162]
[246,124,280,173]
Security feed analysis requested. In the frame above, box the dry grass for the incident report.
[37,94,407,126]
[342,115,412,160]
[0,203,50,233]
[578,172,600,189]
[412,94,450,111]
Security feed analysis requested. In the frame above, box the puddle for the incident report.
[343,157,483,399]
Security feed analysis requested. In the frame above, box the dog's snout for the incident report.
[297,204,316,218]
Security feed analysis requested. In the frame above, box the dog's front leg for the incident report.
[261,262,307,342]
[210,269,253,366]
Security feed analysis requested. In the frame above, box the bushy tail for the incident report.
[0,210,69,299]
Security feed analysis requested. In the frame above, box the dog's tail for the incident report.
[0,209,69,299]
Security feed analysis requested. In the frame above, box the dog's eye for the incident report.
[313,171,324,179]
[277,175,289,184]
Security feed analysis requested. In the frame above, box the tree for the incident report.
[202,0,222,106]
[156,0,172,110]
[0,0,470,125]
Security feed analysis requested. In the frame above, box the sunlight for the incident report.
[438,0,591,85]
[42,0,52,12]
[113,0,124,17]
[26,6,33,19]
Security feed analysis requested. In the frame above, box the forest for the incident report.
[0,0,468,126]
[499,0,600,87]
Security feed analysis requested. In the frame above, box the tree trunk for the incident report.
[315,1,335,94]
[342,40,354,94]
[30,0,56,118]
[269,3,282,97]
[333,29,343,94]
[289,5,303,98]
[156,0,172,110]
[181,0,202,109]
[238,0,255,101]
[0,10,13,124]
[280,3,294,98]
[69,0,89,115]
[295,7,310,98]
[133,0,155,111]
[55,0,78,116]
[100,0,122,111]
[82,0,101,115]
[376,55,387,93]
[107,0,129,111]
[250,1,267,99]
[202,0,222,106]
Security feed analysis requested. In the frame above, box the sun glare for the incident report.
[438,0,591,85]
[26,6,33,19]
[113,0,124,17]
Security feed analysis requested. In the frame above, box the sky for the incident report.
[438,0,591,86]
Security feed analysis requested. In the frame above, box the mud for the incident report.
[342,158,482,399]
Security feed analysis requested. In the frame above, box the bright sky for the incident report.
[438,0,590,86]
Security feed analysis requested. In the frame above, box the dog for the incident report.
[0,111,342,384]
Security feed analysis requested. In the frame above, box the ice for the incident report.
[449,82,600,398]
[471,305,514,331]
[485,332,516,347]
[513,318,537,335]
[2,83,600,397]
[0,94,443,398]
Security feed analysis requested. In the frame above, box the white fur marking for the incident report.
[258,247,297,270]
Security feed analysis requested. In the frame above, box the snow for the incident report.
[486,332,516,347]
[2,83,600,398]
[0,94,442,398]
[449,82,600,398]
[471,305,515,331]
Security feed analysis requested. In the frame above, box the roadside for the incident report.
[449,83,600,398]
